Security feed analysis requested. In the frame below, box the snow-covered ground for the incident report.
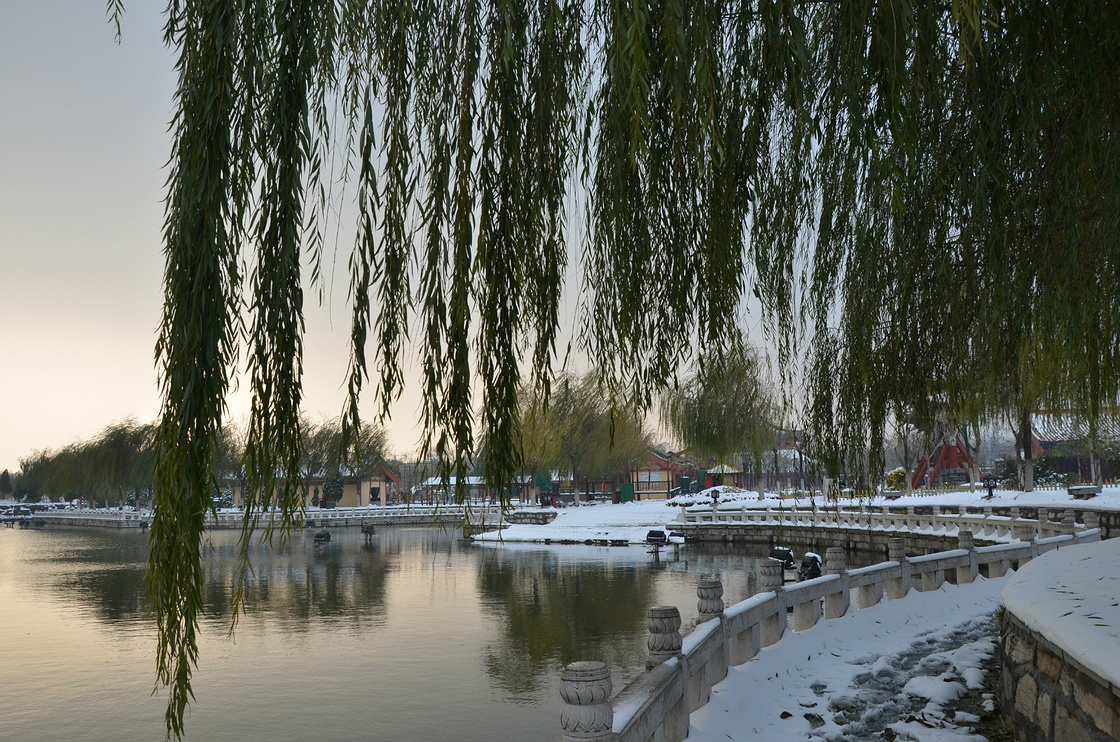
[1003,536,1120,688]
[688,577,1005,742]
[474,499,684,544]
[657,483,1120,511]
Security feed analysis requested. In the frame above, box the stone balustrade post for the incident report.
[756,561,786,648]
[887,537,911,599]
[756,560,786,647]
[690,581,728,711]
[696,576,731,688]
[646,606,682,669]
[560,661,614,742]
[1062,511,1075,536]
[697,578,725,622]
[956,529,978,584]
[932,505,941,520]
[906,506,915,529]
[1014,522,1035,543]
[1010,507,1021,521]
[1085,511,1100,533]
[759,589,786,648]
[758,560,783,591]
[824,547,850,619]
[983,506,993,519]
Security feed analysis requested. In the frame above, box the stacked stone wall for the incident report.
[505,510,558,525]
[1002,611,1120,741]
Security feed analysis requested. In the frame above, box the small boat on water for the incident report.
[313,530,331,545]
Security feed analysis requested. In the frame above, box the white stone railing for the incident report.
[35,504,504,529]
[34,510,148,528]
[558,527,1102,742]
[211,504,503,528]
[679,503,1092,541]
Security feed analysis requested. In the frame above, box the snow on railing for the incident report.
[558,526,1102,742]
[678,503,1091,542]
[207,503,503,527]
[34,503,504,529]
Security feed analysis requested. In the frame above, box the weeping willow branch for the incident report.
[146,0,1120,737]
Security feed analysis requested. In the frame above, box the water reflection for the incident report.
[475,548,657,697]
[31,530,150,624]
[0,526,889,741]
[196,530,394,630]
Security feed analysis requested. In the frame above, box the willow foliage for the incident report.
[145,0,1119,736]
[661,345,776,469]
[518,371,652,485]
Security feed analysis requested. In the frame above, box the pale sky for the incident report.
[0,2,430,472]
[0,2,771,475]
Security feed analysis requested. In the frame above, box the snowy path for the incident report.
[687,577,1006,742]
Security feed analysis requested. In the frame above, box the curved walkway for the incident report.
[686,576,1004,741]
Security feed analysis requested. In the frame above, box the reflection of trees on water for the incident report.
[55,564,149,623]
[41,531,150,624]
[32,530,399,631]
[198,533,396,631]
[474,551,657,697]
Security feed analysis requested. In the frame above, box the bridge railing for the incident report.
[559,526,1102,742]
[34,504,504,529]
[679,503,1089,541]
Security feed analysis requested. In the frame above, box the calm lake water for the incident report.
[0,524,874,741]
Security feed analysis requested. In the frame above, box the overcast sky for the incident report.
[0,2,436,472]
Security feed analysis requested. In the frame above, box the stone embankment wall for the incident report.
[505,510,557,525]
[683,523,961,555]
[1001,537,1120,742]
[1002,611,1120,741]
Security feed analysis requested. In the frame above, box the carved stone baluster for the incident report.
[646,606,682,669]
[1014,522,1035,543]
[1085,511,1100,532]
[697,578,725,622]
[560,661,614,742]
[759,560,783,591]
[758,562,785,647]
[696,577,728,690]
[1062,511,1075,536]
